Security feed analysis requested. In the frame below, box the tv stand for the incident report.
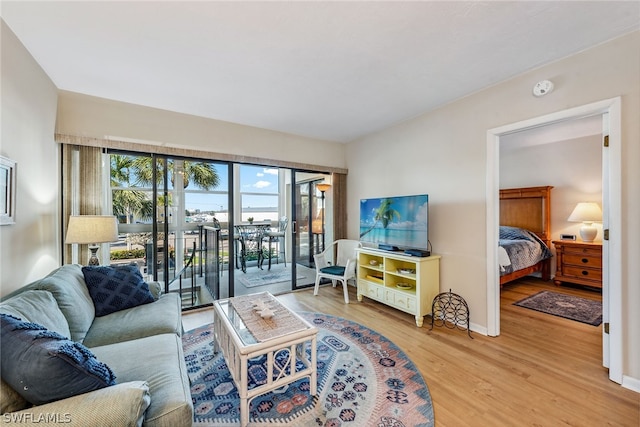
[356,248,441,327]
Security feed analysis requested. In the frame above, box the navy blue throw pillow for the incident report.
[82,265,155,317]
[0,314,116,405]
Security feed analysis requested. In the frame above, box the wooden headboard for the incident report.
[499,186,553,247]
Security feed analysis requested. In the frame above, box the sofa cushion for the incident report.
[6,381,151,426]
[82,265,155,317]
[83,293,182,348]
[0,290,71,338]
[31,264,96,343]
[92,333,193,427]
[0,314,116,405]
[0,379,29,414]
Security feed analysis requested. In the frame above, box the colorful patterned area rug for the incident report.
[514,290,602,326]
[182,312,435,426]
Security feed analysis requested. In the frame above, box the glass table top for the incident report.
[216,299,258,346]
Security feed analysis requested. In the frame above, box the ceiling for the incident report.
[2,1,638,143]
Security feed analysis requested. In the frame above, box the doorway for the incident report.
[485,97,622,384]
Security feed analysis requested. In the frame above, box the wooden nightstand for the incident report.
[552,240,602,289]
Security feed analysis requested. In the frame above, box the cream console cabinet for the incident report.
[356,248,441,327]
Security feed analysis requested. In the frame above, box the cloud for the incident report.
[263,168,278,175]
[253,180,271,189]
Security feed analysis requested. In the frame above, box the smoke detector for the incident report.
[533,80,554,97]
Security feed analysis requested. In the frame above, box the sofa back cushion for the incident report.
[33,264,96,342]
[0,290,71,338]
[0,314,116,405]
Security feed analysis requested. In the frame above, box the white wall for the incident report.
[346,31,639,380]
[56,91,346,170]
[0,21,60,295]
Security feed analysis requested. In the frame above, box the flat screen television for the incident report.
[359,194,429,251]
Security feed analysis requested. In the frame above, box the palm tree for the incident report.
[359,198,401,238]
[111,155,220,223]
[111,155,220,256]
[130,157,219,190]
[110,154,153,223]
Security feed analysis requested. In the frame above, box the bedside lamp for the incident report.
[65,215,119,265]
[567,202,602,242]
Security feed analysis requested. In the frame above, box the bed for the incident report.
[499,186,553,286]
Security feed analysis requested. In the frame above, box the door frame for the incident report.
[291,170,332,290]
[485,97,622,384]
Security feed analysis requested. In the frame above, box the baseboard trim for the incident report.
[470,322,488,336]
[622,375,640,393]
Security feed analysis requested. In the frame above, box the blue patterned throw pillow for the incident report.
[0,313,116,405]
[82,265,155,317]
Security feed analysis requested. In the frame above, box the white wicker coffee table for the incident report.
[212,292,317,427]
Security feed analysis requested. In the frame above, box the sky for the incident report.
[184,164,280,212]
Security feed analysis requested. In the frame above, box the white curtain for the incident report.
[62,145,110,264]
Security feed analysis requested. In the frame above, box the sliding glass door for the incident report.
[107,150,332,307]
[110,151,228,310]
[291,171,332,290]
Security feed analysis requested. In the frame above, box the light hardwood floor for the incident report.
[183,278,639,426]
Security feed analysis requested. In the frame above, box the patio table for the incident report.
[234,223,271,272]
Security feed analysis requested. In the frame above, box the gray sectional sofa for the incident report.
[0,264,193,427]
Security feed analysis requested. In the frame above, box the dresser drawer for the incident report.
[392,292,417,312]
[366,284,383,300]
[563,265,602,282]
[563,253,602,268]
[359,282,382,300]
[384,289,416,313]
[552,240,603,289]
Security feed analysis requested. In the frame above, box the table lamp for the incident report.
[567,202,602,242]
[65,215,119,265]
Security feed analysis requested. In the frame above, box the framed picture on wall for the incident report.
[0,156,16,225]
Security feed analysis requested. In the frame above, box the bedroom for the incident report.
[497,115,603,343]
[499,116,603,284]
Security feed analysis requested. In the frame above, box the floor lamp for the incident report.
[65,215,120,265]
[316,183,331,252]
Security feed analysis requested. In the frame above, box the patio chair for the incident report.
[313,239,362,303]
[264,216,288,269]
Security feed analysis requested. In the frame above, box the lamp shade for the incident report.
[567,202,602,242]
[567,202,602,223]
[316,183,331,193]
[65,215,119,244]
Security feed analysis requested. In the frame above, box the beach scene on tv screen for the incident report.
[359,194,429,249]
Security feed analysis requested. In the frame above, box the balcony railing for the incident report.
[168,241,197,308]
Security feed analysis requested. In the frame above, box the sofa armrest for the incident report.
[1,381,150,427]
